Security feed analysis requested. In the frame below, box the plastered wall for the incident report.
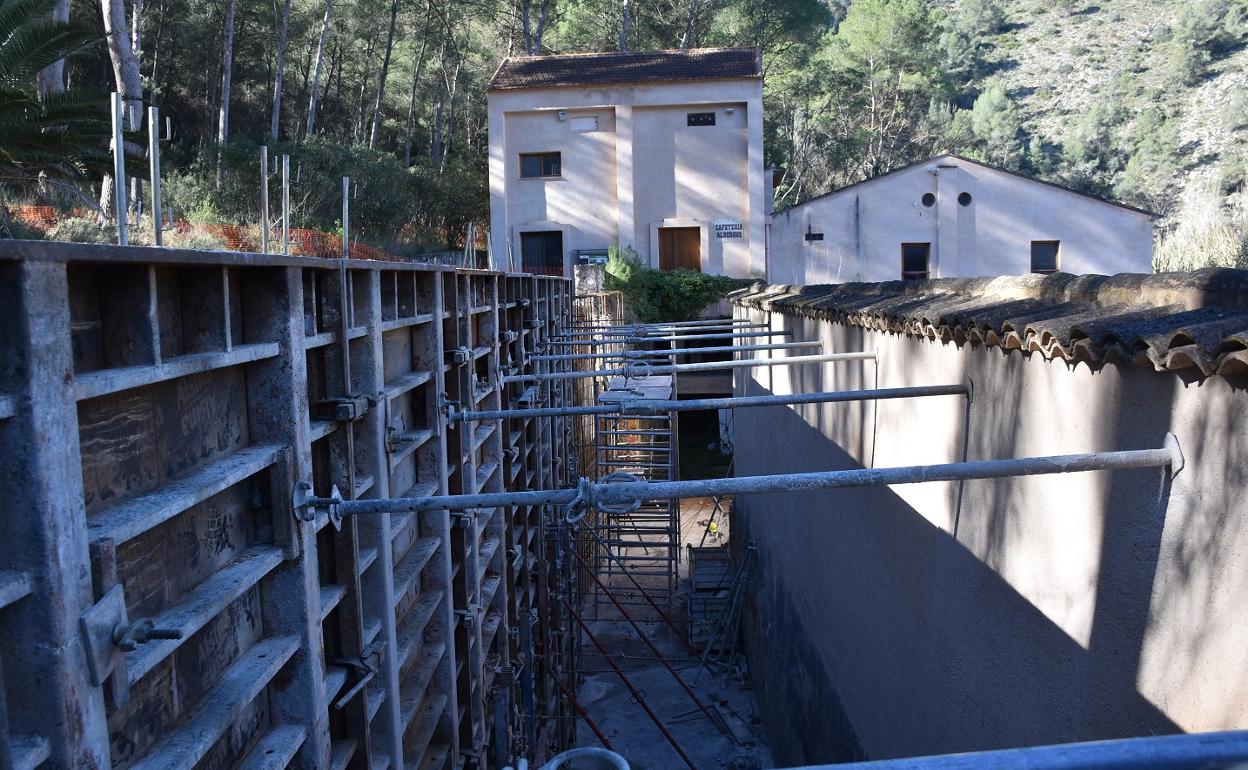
[767,157,1154,284]
[730,301,1248,766]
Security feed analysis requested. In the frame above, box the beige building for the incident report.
[486,48,766,278]
[767,154,1156,284]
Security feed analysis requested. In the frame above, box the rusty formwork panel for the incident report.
[0,242,580,770]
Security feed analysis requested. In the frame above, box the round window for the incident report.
[921,193,936,207]
[958,192,973,206]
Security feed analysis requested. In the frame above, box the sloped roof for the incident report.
[729,269,1248,378]
[778,154,1157,218]
[488,47,762,91]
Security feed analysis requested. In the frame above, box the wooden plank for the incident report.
[398,643,446,732]
[379,313,435,333]
[329,738,357,770]
[388,429,436,470]
[0,570,34,609]
[0,394,15,420]
[235,724,306,770]
[404,694,449,760]
[309,419,337,442]
[87,443,283,545]
[395,591,444,672]
[326,666,350,701]
[319,583,348,621]
[127,546,284,684]
[10,735,50,770]
[393,538,441,609]
[382,370,434,401]
[74,342,279,400]
[130,635,298,770]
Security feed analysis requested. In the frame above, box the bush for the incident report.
[1153,176,1248,271]
[604,245,748,323]
[45,216,118,244]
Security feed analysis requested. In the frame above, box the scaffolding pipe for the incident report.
[502,351,875,384]
[542,652,614,750]
[564,599,700,770]
[299,436,1183,516]
[568,318,757,332]
[570,548,717,725]
[555,323,767,341]
[544,330,788,347]
[527,341,822,363]
[807,729,1248,770]
[451,383,965,423]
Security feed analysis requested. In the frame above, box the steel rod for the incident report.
[528,341,822,362]
[453,384,964,423]
[147,106,163,247]
[305,436,1182,515]
[810,729,1248,770]
[555,323,766,340]
[503,351,875,384]
[564,598,700,770]
[544,330,788,348]
[542,651,614,750]
[110,93,128,246]
[260,145,270,254]
[570,548,717,724]
[568,318,757,332]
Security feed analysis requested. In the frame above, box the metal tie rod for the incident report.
[294,435,1183,517]
[527,341,822,362]
[503,350,875,384]
[450,383,967,423]
[544,330,788,347]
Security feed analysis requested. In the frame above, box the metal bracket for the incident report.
[526,319,543,329]
[448,346,472,366]
[502,330,519,343]
[79,585,183,708]
[314,395,371,422]
[455,604,481,628]
[292,480,343,528]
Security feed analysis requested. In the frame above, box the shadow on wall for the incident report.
[731,364,1186,766]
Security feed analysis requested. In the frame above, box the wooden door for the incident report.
[658,227,701,271]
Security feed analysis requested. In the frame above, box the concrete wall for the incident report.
[730,302,1248,766]
[488,79,766,279]
[767,156,1154,284]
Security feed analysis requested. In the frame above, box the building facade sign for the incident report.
[715,221,744,239]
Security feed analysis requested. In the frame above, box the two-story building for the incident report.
[486,47,766,279]
[767,154,1156,284]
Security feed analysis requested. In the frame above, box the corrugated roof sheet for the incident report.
[487,47,762,91]
[728,269,1248,378]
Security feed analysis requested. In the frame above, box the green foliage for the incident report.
[0,0,108,204]
[45,216,116,244]
[962,78,1024,167]
[1114,107,1180,211]
[1153,176,1248,271]
[604,245,747,323]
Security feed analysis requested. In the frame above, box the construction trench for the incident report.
[1,242,1247,770]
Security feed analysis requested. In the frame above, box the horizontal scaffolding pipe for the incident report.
[556,323,767,340]
[526,341,822,362]
[301,435,1182,515]
[502,351,875,384]
[452,383,966,423]
[544,330,788,348]
[806,729,1248,770]
[567,318,756,332]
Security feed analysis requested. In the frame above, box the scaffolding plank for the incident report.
[87,443,283,545]
[130,635,298,770]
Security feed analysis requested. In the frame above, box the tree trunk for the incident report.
[304,0,335,138]
[215,0,236,184]
[403,11,432,166]
[99,0,143,219]
[678,0,697,49]
[270,0,292,139]
[619,0,630,51]
[37,0,70,97]
[352,34,377,144]
[148,0,166,89]
[367,0,400,149]
[533,0,548,53]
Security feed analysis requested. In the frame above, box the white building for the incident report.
[486,48,766,279]
[767,154,1156,284]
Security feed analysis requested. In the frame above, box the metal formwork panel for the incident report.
[0,243,577,770]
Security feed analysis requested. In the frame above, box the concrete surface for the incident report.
[730,301,1248,767]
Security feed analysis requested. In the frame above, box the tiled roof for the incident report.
[487,47,762,91]
[728,269,1248,378]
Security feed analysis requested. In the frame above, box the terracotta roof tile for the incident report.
[729,269,1248,378]
[488,47,762,91]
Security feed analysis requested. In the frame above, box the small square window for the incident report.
[1031,241,1060,274]
[687,112,716,127]
[520,152,561,178]
[901,243,930,279]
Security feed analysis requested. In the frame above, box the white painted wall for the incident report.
[767,156,1155,284]
[488,78,765,278]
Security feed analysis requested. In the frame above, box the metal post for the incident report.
[502,350,876,384]
[281,154,291,255]
[110,93,127,246]
[147,106,163,247]
[260,146,270,254]
[342,176,350,258]
[299,435,1183,516]
[450,383,967,424]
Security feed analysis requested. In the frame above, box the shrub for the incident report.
[1153,175,1248,271]
[45,217,118,244]
[604,245,748,323]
